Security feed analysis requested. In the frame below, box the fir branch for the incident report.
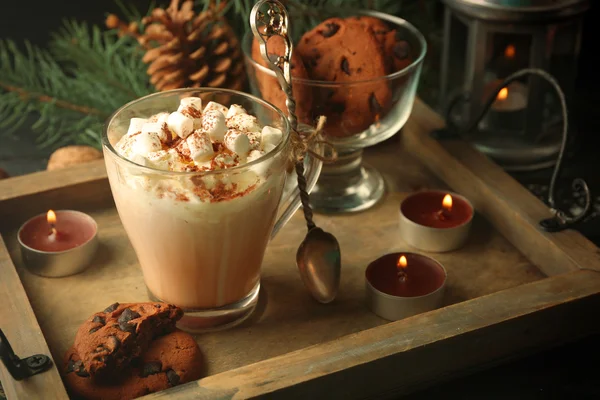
[0,19,152,150]
[0,82,105,116]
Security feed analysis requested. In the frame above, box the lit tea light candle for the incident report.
[491,83,527,112]
[365,252,447,321]
[399,190,474,252]
[17,210,98,277]
[504,44,516,59]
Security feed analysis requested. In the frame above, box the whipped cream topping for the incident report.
[114,97,284,173]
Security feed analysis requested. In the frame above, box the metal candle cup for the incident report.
[399,190,474,252]
[17,210,98,278]
[365,252,447,321]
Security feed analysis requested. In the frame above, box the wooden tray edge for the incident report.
[0,235,69,399]
[402,98,600,276]
[142,269,600,400]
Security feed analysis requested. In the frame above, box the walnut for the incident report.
[47,146,103,171]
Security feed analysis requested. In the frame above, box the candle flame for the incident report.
[47,210,57,236]
[442,194,453,211]
[497,88,508,101]
[47,210,57,225]
[504,44,516,59]
[397,255,407,269]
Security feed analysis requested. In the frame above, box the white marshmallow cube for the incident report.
[150,112,169,125]
[261,126,283,151]
[145,150,171,170]
[203,101,229,116]
[247,149,264,163]
[247,149,272,176]
[132,131,162,156]
[186,130,214,162]
[126,153,149,167]
[177,97,203,113]
[227,114,262,133]
[224,129,251,156]
[126,118,147,136]
[167,112,194,139]
[263,143,277,154]
[142,122,170,143]
[201,110,227,142]
[226,104,247,119]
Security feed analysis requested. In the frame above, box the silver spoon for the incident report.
[251,0,341,303]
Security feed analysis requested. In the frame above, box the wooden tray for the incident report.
[1,99,600,400]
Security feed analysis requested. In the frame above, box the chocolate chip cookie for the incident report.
[73,302,183,379]
[64,330,203,400]
[296,17,392,137]
[251,35,313,124]
[347,16,413,73]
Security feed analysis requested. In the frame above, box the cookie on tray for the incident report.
[73,302,183,379]
[296,17,392,137]
[64,330,203,400]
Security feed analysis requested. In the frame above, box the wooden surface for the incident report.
[0,236,69,400]
[1,152,542,381]
[1,98,599,399]
[402,99,600,275]
[146,269,600,400]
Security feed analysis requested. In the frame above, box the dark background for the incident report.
[2,1,600,399]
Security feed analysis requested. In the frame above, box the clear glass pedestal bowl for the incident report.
[243,10,427,213]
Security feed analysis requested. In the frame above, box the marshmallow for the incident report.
[167,112,194,139]
[142,122,171,143]
[126,153,149,167]
[201,110,227,142]
[126,118,147,136]
[145,150,170,170]
[177,97,203,113]
[263,143,277,154]
[132,131,162,156]
[224,129,251,156]
[247,149,271,176]
[203,101,229,116]
[247,149,264,163]
[247,131,261,150]
[226,104,247,119]
[186,130,214,162]
[212,153,238,169]
[227,113,262,133]
[261,126,283,151]
[149,112,169,125]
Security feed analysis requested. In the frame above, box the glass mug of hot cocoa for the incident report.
[102,88,322,332]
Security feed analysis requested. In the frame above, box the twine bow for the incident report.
[289,116,338,164]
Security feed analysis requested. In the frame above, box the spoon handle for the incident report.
[295,162,316,230]
[250,0,317,231]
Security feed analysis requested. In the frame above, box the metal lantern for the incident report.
[440,0,590,171]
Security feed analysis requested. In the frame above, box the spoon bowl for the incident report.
[296,227,341,304]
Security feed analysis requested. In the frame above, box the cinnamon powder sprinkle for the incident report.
[181,106,202,119]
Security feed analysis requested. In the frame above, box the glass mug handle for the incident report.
[270,142,323,240]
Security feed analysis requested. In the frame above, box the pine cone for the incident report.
[136,0,245,91]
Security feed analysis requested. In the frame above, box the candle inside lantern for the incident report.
[367,253,446,298]
[19,210,97,253]
[504,44,516,59]
[491,83,527,112]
